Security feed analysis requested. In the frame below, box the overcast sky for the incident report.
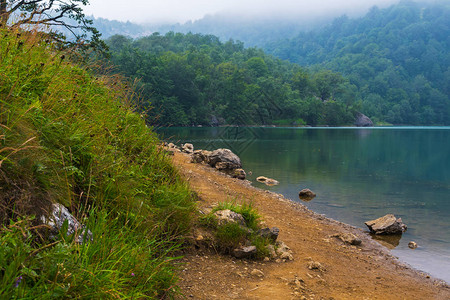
[84,0,402,24]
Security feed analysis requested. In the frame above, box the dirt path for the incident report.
[172,151,449,300]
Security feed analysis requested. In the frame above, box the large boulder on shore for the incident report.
[208,148,242,170]
[365,214,407,235]
[354,112,374,127]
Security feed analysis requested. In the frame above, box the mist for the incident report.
[85,0,403,24]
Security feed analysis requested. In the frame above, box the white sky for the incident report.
[83,0,402,24]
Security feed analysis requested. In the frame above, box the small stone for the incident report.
[264,257,270,262]
[299,188,316,201]
[280,252,294,261]
[408,241,418,249]
[181,143,194,154]
[250,269,265,278]
[232,246,257,259]
[308,261,325,272]
[195,235,204,241]
[332,233,362,245]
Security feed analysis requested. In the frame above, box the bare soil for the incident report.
[172,151,450,300]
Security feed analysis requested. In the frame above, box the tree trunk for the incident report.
[0,0,8,25]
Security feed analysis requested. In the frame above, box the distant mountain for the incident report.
[264,0,450,125]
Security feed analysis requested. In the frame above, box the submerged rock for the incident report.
[41,203,92,244]
[298,189,316,201]
[365,214,407,235]
[256,176,279,186]
[408,241,418,249]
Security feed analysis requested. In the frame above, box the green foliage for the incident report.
[106,32,357,127]
[265,1,450,125]
[215,222,248,251]
[0,28,195,298]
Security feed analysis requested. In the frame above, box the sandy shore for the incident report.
[172,151,450,299]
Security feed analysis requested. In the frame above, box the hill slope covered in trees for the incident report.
[106,33,359,126]
[265,1,450,125]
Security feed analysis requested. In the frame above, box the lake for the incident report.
[158,126,450,283]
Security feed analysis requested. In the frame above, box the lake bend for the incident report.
[158,126,450,283]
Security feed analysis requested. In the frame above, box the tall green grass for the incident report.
[0,28,195,298]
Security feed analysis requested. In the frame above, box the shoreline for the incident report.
[171,150,449,299]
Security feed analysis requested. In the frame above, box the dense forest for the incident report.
[106,33,358,126]
[101,0,449,126]
[265,1,450,125]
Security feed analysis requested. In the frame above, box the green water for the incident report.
[158,127,450,282]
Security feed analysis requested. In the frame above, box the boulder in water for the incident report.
[365,214,407,235]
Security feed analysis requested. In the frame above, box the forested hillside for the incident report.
[265,1,450,125]
[106,33,359,126]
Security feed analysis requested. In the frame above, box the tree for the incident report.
[0,0,104,50]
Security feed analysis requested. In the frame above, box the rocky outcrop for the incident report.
[41,203,92,244]
[354,112,374,127]
[365,214,407,235]
[256,176,279,186]
[298,188,316,201]
[276,241,294,261]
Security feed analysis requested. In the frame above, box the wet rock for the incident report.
[250,269,265,278]
[408,241,418,249]
[258,227,280,243]
[41,203,92,244]
[214,209,246,226]
[181,143,194,154]
[354,112,374,127]
[232,245,257,259]
[256,176,279,186]
[332,232,362,245]
[208,148,242,170]
[298,189,316,201]
[365,214,407,235]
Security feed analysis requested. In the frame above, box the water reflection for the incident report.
[370,234,403,249]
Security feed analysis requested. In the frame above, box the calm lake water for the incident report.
[158,127,450,283]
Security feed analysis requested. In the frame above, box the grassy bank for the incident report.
[0,28,195,298]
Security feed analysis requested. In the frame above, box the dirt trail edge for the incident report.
[172,151,449,300]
